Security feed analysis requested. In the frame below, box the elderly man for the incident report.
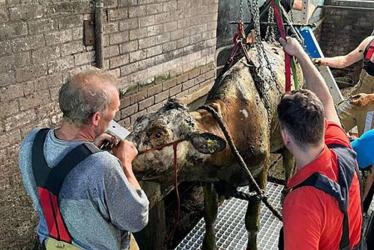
[19,69,149,250]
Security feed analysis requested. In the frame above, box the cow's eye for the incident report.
[155,131,162,138]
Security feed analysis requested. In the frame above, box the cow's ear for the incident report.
[190,132,226,154]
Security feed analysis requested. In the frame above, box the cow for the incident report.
[128,41,301,250]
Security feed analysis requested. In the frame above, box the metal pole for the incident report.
[302,0,309,24]
[95,0,104,68]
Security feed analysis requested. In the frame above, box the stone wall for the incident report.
[319,0,374,85]
[0,0,218,248]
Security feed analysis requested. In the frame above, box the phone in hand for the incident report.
[106,120,130,141]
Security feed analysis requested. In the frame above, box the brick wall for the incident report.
[319,0,374,85]
[0,0,218,248]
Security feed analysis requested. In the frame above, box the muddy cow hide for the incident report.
[128,41,301,250]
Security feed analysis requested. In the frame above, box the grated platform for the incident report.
[175,182,283,250]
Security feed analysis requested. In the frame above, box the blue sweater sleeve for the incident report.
[90,153,149,232]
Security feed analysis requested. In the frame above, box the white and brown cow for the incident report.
[128,42,301,250]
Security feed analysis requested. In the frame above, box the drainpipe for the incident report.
[95,0,104,68]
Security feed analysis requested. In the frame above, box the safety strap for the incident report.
[293,145,356,250]
[364,38,374,61]
[271,0,292,92]
[32,128,100,242]
[291,57,299,89]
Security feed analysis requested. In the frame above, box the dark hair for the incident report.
[277,89,324,149]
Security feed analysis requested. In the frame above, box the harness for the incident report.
[32,128,99,244]
[280,144,358,250]
[363,37,374,76]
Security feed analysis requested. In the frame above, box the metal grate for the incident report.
[175,182,283,250]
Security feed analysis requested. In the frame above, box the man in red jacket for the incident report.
[278,37,362,249]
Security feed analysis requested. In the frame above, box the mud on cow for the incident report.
[128,41,301,250]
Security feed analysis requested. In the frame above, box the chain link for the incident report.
[240,0,244,21]
[247,0,282,94]
[245,0,284,127]
[265,5,275,42]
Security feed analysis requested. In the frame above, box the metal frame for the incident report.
[175,182,284,250]
[302,0,310,24]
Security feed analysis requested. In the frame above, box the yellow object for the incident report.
[129,234,140,250]
[44,234,139,250]
[45,238,80,250]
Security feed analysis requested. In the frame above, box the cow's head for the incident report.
[128,99,226,182]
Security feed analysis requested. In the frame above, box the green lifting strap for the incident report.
[291,57,299,89]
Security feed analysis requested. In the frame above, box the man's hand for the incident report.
[312,58,322,66]
[280,37,340,124]
[112,140,141,190]
[94,133,117,149]
[279,37,305,58]
[312,58,328,66]
[112,140,138,168]
[350,93,374,107]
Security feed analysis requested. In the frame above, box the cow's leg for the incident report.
[280,148,295,182]
[202,183,218,250]
[280,148,295,200]
[245,156,269,250]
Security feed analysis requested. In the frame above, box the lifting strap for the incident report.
[364,38,374,61]
[271,0,292,92]
[293,144,357,250]
[32,128,99,243]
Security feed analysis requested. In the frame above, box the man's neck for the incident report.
[55,121,95,142]
[294,143,325,170]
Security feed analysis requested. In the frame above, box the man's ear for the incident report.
[280,128,287,144]
[189,132,226,154]
[280,126,291,146]
[91,112,101,126]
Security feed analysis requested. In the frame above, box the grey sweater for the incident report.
[19,129,149,250]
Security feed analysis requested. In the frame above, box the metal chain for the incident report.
[248,0,264,76]
[240,0,244,21]
[247,0,282,95]
[265,5,275,42]
[247,0,275,126]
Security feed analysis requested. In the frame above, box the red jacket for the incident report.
[283,121,362,250]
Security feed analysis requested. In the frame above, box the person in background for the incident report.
[352,129,374,212]
[339,92,374,135]
[314,34,374,95]
[314,33,374,135]
[352,129,374,250]
[19,69,149,250]
[277,37,362,249]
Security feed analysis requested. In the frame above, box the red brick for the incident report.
[182,79,196,91]
[139,96,154,110]
[155,89,169,103]
[121,103,138,117]
[147,83,163,96]
[162,78,177,90]
[170,84,182,96]
[130,89,147,104]
[188,68,201,80]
